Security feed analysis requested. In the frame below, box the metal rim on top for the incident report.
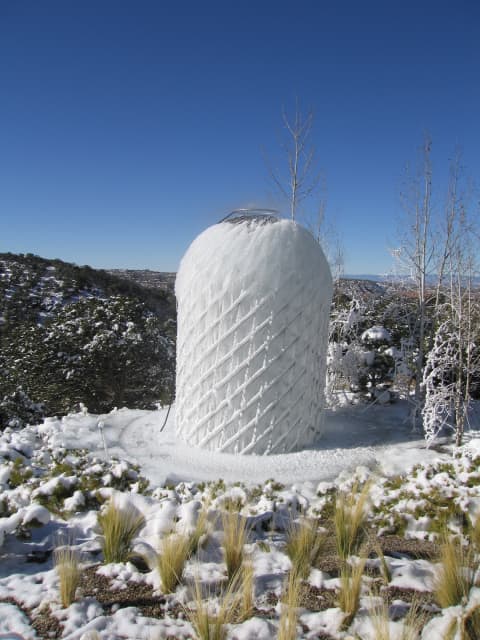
[218,208,280,224]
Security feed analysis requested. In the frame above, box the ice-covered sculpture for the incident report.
[175,212,333,455]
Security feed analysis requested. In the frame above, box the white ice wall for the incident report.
[175,218,333,455]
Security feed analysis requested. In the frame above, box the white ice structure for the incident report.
[175,214,333,455]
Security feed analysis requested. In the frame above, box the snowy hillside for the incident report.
[108,269,176,293]
[0,253,175,325]
[0,254,176,430]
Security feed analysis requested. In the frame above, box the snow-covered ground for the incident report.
[1,402,480,639]
[40,401,453,486]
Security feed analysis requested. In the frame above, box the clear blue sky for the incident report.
[1,0,479,274]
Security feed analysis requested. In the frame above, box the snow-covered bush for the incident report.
[326,293,396,403]
[422,322,457,443]
[0,388,45,429]
[422,318,480,445]
[0,297,175,425]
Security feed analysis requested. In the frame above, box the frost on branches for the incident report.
[422,322,455,443]
[326,296,396,406]
[422,320,469,444]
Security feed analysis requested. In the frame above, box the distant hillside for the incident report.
[108,269,176,292]
[0,252,175,329]
[108,267,394,311]
[0,253,176,428]
[107,268,389,300]
[335,277,386,300]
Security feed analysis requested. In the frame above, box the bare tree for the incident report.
[399,143,480,446]
[266,100,345,278]
[398,134,435,430]
[423,220,479,446]
[434,149,462,310]
[269,100,321,221]
[428,164,478,445]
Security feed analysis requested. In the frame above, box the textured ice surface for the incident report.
[175,218,333,455]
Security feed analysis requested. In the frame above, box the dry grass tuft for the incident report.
[334,480,371,560]
[470,513,480,553]
[157,533,191,593]
[435,533,475,608]
[435,602,480,640]
[238,559,254,622]
[98,498,145,564]
[368,597,391,640]
[54,545,81,608]
[278,569,302,640]
[400,598,429,640]
[443,617,458,640]
[221,509,249,582]
[373,540,392,585]
[463,605,480,640]
[188,506,209,556]
[186,575,241,640]
[285,517,325,579]
[363,595,427,640]
[79,632,101,640]
[338,556,366,630]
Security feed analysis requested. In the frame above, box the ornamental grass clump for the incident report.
[285,517,325,579]
[54,545,81,608]
[334,480,371,561]
[373,540,392,585]
[98,498,145,564]
[435,533,475,608]
[400,599,430,640]
[366,596,427,640]
[237,559,254,622]
[278,569,302,640]
[338,556,366,630]
[221,509,249,582]
[78,632,101,640]
[188,506,209,556]
[367,597,390,640]
[470,512,480,553]
[186,575,241,640]
[463,606,480,640]
[156,533,191,593]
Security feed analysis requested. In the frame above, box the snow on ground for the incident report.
[1,401,480,639]
[39,400,451,486]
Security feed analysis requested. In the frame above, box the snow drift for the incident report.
[175,215,333,455]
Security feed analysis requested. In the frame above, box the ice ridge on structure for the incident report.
[175,216,333,455]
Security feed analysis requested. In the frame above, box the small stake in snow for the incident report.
[97,420,109,460]
[159,402,172,433]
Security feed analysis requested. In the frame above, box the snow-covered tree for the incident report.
[422,309,479,446]
[425,253,478,443]
[418,145,480,446]
[326,297,363,405]
[326,290,397,405]
[422,320,459,443]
